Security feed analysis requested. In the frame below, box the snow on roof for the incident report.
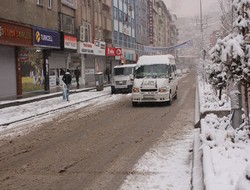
[137,54,175,65]
[114,64,137,68]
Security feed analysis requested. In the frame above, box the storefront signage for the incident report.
[78,42,95,54]
[34,27,60,49]
[64,35,77,50]
[49,76,57,87]
[106,47,122,56]
[78,41,106,56]
[94,40,106,56]
[61,0,77,9]
[0,20,33,47]
[85,69,95,75]
[124,49,136,61]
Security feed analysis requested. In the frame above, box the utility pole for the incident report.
[200,0,203,40]
[199,0,206,87]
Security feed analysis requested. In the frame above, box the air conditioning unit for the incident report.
[79,26,84,41]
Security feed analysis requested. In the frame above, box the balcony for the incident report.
[102,3,110,13]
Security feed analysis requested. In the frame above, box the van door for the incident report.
[169,65,177,97]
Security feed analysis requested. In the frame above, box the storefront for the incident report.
[94,40,106,78]
[77,41,106,86]
[18,47,44,93]
[33,27,61,92]
[0,20,33,99]
[48,33,77,89]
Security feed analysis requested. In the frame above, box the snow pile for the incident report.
[200,114,250,190]
[198,80,231,113]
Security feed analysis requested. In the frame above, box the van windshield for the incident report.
[134,64,170,79]
[114,67,133,76]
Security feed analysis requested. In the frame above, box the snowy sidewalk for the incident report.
[197,79,250,190]
[0,87,111,126]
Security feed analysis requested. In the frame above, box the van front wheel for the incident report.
[132,102,138,107]
[168,93,172,105]
[174,91,177,99]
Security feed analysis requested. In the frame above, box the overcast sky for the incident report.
[163,0,220,17]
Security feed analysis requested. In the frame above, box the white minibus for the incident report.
[131,55,178,106]
[111,64,137,94]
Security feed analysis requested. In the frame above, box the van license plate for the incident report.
[143,94,154,98]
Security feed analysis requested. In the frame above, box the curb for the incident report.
[0,92,110,126]
[0,85,110,109]
[195,80,201,128]
[192,129,204,190]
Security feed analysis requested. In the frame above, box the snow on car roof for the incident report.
[114,64,137,68]
[137,54,175,65]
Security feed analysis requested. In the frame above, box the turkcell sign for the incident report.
[34,27,60,49]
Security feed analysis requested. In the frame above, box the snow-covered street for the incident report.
[0,73,196,190]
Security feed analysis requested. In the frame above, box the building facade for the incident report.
[0,0,59,98]
[135,0,149,57]
[147,0,177,52]
[112,0,137,65]
[0,0,178,99]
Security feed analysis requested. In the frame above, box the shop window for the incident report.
[18,48,45,92]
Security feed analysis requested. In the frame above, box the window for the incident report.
[114,31,118,45]
[80,21,92,42]
[113,7,118,20]
[48,0,52,9]
[124,35,127,47]
[114,67,133,76]
[37,0,43,6]
[119,10,122,21]
[60,14,75,34]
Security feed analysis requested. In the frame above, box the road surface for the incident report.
[0,71,196,190]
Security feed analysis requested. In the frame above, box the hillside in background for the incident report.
[175,3,221,58]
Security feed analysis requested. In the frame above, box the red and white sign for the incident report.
[64,35,77,50]
[78,42,95,54]
[106,47,122,56]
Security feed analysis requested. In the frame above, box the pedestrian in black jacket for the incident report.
[62,69,72,101]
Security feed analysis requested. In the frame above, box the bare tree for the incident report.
[218,0,235,34]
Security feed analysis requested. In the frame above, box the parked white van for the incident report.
[131,54,178,106]
[111,64,137,94]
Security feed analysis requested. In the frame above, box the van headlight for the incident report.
[132,87,140,93]
[159,87,167,92]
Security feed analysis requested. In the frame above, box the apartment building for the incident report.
[135,0,149,57]
[147,0,178,54]
[0,0,177,99]
[0,0,59,98]
[0,0,113,99]
[169,14,178,56]
[111,0,137,65]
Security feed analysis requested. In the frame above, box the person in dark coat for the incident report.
[105,66,111,83]
[74,67,81,89]
[62,69,72,101]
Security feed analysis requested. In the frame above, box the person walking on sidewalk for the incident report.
[105,66,111,83]
[74,67,81,89]
[62,69,72,101]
